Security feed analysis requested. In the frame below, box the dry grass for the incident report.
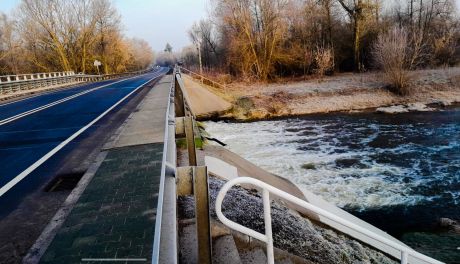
[186,65,460,120]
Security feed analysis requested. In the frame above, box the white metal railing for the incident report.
[0,71,75,83]
[0,68,156,95]
[215,177,444,264]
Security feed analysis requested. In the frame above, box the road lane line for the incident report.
[0,72,165,197]
[0,80,113,107]
[0,69,162,108]
[0,71,161,126]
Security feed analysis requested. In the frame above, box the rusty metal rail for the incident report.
[179,66,226,91]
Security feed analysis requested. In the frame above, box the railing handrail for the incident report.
[0,71,75,78]
[215,177,444,264]
[0,71,76,83]
[174,69,196,118]
[178,66,226,90]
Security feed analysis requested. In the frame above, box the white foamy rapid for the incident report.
[204,118,459,210]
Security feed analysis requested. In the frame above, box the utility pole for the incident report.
[196,41,203,78]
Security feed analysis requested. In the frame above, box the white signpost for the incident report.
[94,60,102,75]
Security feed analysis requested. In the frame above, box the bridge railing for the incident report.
[0,71,78,95]
[178,66,226,91]
[0,68,154,95]
[0,71,75,83]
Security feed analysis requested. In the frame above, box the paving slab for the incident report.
[40,143,163,263]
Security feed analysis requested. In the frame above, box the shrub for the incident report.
[314,46,335,77]
[373,27,412,95]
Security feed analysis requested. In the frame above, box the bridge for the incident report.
[0,67,444,264]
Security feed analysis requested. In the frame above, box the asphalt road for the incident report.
[0,68,168,216]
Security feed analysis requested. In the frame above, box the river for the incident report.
[205,107,460,263]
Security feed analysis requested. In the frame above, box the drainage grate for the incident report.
[45,171,85,192]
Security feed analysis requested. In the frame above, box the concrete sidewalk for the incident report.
[33,76,172,263]
[182,75,232,119]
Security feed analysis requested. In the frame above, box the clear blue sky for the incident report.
[1,0,460,52]
[0,0,209,52]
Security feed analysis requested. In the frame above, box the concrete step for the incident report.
[238,246,300,264]
[230,229,312,264]
[212,235,243,264]
[239,247,267,264]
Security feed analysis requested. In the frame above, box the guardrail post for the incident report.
[174,74,186,117]
[176,166,212,264]
[184,117,197,166]
[194,166,212,264]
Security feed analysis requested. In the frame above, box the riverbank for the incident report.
[199,67,460,121]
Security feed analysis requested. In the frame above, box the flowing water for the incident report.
[205,107,460,263]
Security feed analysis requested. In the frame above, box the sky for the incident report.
[0,0,209,52]
[1,0,460,52]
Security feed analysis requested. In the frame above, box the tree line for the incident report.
[0,0,154,75]
[182,0,460,81]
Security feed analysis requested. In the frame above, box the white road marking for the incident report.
[0,72,164,197]
[0,71,162,126]
[0,80,112,107]
[81,259,147,262]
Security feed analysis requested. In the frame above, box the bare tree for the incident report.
[2,0,153,74]
[127,38,154,70]
[336,0,377,72]
[213,0,288,80]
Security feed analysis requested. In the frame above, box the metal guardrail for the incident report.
[160,66,212,264]
[151,68,178,264]
[215,177,445,264]
[0,68,154,95]
[152,66,211,264]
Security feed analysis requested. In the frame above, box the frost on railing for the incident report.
[216,177,445,264]
[0,71,75,83]
[0,68,154,95]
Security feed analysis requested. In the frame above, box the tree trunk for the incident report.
[82,43,87,73]
[353,16,361,72]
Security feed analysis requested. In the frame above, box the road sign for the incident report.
[94,60,102,75]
